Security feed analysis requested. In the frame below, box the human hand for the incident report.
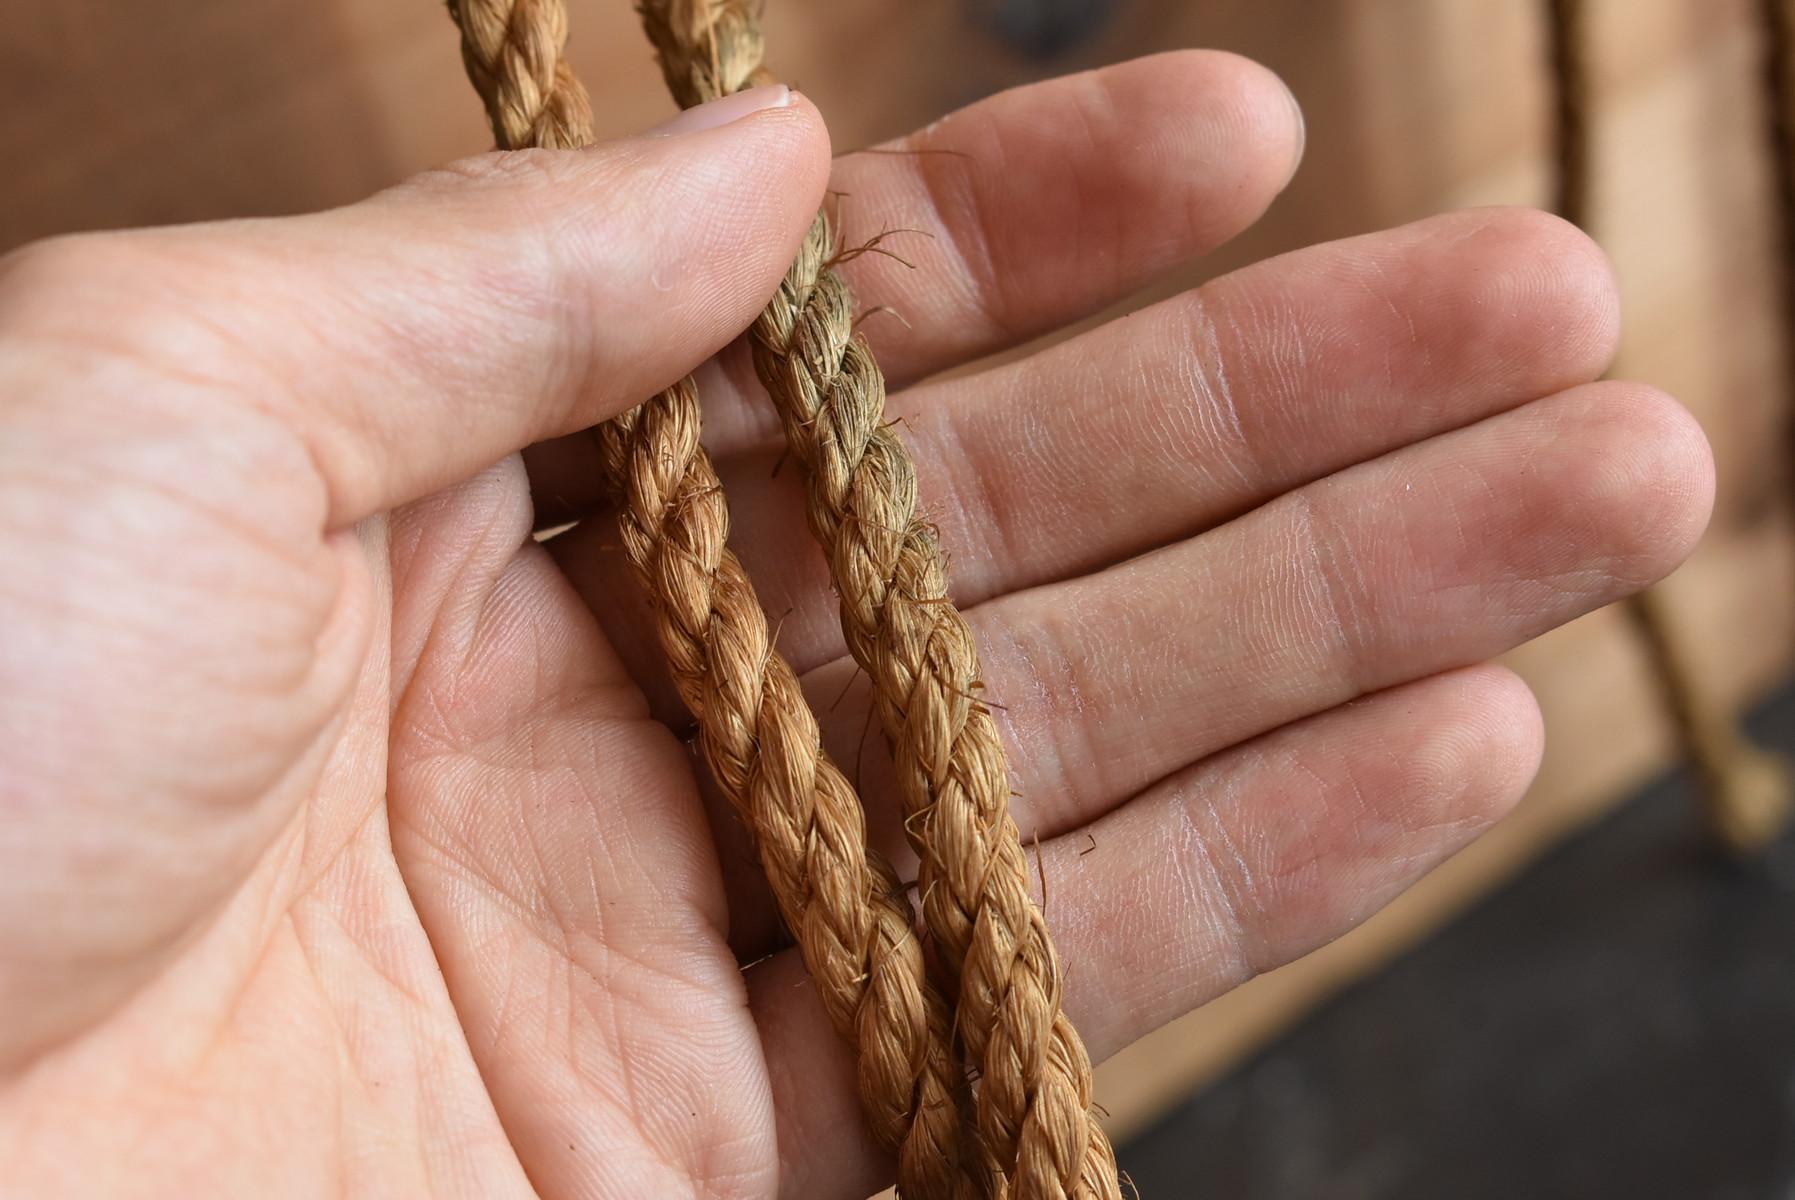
[0,53,1710,1198]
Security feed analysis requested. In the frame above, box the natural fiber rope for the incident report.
[634,4,1122,1196]
[1545,0,1589,224]
[593,389,997,1199]
[1760,0,1795,608]
[442,4,996,1196]
[1545,0,1793,854]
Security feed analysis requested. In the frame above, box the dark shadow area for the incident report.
[1120,680,1795,1200]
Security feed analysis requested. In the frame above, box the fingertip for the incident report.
[641,84,833,204]
[1553,381,1716,588]
[1432,664,1546,828]
[1194,49,1306,187]
[769,87,835,162]
[1441,206,1623,387]
[1338,667,1541,842]
[599,88,831,375]
[1130,49,1306,232]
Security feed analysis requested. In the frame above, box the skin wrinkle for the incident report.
[1266,752,1361,941]
[1173,292,1255,494]
[934,391,1021,618]
[1282,487,1376,701]
[1058,77,1109,303]
[1120,339,1199,501]
[1223,285,1317,479]
[287,839,500,1196]
[275,921,353,1200]
[162,821,318,1081]
[1167,783,1256,990]
[175,263,452,528]
[431,828,734,1196]
[1354,251,1424,384]
[1190,782,1277,980]
[409,728,700,950]
[598,969,692,1197]
[0,425,328,642]
[339,204,605,429]
[1330,716,1491,886]
[910,113,1013,350]
[394,506,534,745]
[995,599,1096,836]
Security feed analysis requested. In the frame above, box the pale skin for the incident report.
[0,52,1711,1199]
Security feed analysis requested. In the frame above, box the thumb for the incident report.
[0,84,824,1071]
[0,84,830,527]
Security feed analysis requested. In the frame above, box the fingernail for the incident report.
[644,85,793,137]
[1281,79,1306,186]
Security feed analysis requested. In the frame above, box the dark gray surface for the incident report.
[1118,682,1795,1200]
[963,0,1121,58]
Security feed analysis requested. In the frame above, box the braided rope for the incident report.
[636,4,1122,1196]
[447,0,593,149]
[442,4,995,1195]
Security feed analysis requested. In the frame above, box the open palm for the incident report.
[0,54,1709,1199]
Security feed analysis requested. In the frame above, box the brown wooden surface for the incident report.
[5,0,1791,1145]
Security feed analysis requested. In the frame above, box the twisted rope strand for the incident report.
[594,388,994,1198]
[448,0,593,149]
[636,4,1122,1196]
[442,4,994,1195]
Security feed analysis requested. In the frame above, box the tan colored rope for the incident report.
[448,0,593,150]
[442,4,995,1196]
[1761,0,1795,499]
[636,4,1123,1196]
[1760,0,1795,689]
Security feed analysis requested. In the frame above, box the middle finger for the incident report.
[555,208,1620,717]
[801,378,1709,874]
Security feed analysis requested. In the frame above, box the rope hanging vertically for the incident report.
[441,3,996,1196]
[635,3,1124,1196]
[1759,0,1795,640]
[1758,0,1795,352]
[1545,0,1794,854]
[1546,0,1589,226]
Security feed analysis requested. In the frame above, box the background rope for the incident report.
[635,3,1123,1196]
[442,3,996,1195]
[1759,0,1795,661]
[1545,0,1793,854]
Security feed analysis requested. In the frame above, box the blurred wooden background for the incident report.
[5,0,1791,1143]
